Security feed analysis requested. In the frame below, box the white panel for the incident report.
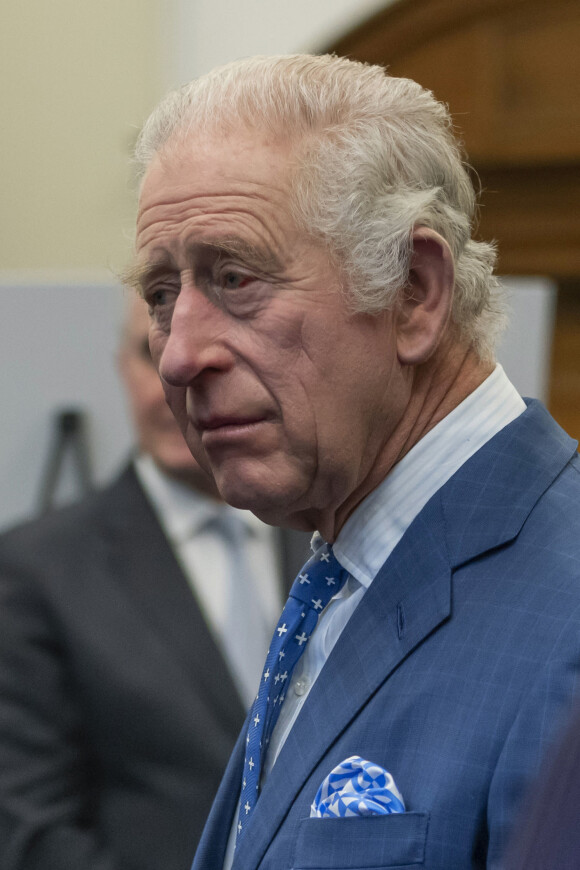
[0,283,133,531]
[496,277,557,402]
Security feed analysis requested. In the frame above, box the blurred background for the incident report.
[1,0,578,530]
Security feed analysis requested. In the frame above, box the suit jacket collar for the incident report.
[98,464,247,727]
[203,401,577,870]
[441,399,577,568]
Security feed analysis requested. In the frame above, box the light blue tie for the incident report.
[219,511,274,708]
[235,542,348,844]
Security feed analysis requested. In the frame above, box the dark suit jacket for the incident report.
[0,463,310,870]
[193,401,580,870]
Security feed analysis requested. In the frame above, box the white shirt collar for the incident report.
[333,364,525,587]
[133,453,265,544]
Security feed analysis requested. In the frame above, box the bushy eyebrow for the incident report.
[201,236,283,274]
[119,255,175,297]
[121,236,283,297]
[119,262,149,297]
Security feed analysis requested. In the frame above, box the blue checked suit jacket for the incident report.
[193,401,580,870]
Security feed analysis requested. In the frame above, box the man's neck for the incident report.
[287,345,494,543]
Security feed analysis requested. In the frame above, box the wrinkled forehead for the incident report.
[152,115,305,174]
[128,127,312,295]
[135,126,303,242]
[137,125,301,218]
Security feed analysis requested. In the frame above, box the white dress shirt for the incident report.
[134,454,283,707]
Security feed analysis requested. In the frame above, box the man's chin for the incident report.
[212,466,309,527]
[214,481,276,514]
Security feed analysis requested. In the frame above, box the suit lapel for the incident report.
[232,400,579,869]
[192,723,248,869]
[101,464,245,728]
[441,399,578,569]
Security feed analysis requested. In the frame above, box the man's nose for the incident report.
[158,287,233,387]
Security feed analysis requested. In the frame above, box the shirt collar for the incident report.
[333,364,525,588]
[133,453,263,544]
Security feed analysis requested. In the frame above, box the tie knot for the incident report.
[289,544,348,609]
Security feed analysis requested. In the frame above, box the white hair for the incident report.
[135,54,507,360]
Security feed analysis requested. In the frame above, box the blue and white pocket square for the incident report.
[310,755,405,818]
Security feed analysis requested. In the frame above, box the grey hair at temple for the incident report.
[134,54,507,361]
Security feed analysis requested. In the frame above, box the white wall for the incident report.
[165,0,393,85]
[0,0,164,273]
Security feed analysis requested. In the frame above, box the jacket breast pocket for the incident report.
[291,812,429,870]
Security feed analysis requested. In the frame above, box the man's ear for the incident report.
[396,227,455,366]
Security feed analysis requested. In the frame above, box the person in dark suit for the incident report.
[0,298,309,870]
[127,54,580,870]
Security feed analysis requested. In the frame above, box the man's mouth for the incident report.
[195,414,274,453]
[197,414,266,432]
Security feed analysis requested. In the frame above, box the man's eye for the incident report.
[149,288,168,306]
[144,285,177,332]
[145,286,178,312]
[222,272,253,290]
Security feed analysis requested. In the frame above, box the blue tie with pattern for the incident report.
[236,541,349,844]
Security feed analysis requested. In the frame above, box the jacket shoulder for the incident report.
[0,464,143,572]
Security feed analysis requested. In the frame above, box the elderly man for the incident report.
[129,55,580,870]
[0,297,308,870]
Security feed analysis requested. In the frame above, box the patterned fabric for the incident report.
[236,543,348,844]
[311,756,405,818]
